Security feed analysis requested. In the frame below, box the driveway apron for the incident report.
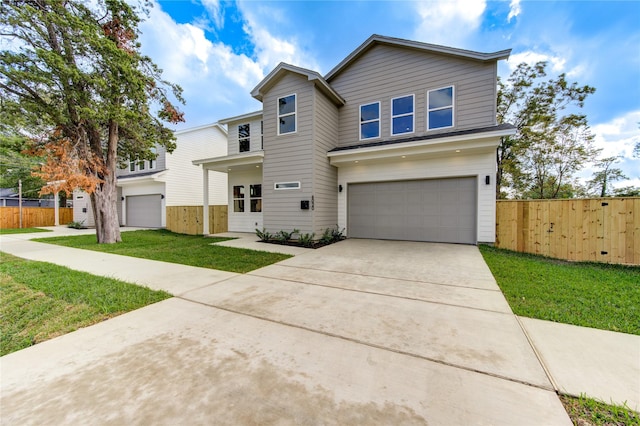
[1,238,572,425]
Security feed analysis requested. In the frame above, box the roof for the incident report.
[218,110,263,125]
[325,34,511,81]
[328,123,516,153]
[174,122,227,136]
[251,63,345,106]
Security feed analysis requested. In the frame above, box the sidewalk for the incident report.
[1,228,638,422]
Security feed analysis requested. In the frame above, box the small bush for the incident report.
[67,220,86,229]
[298,232,315,248]
[255,228,272,242]
[274,229,299,244]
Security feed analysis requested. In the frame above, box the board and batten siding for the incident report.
[226,117,263,154]
[311,85,340,234]
[262,73,315,233]
[336,149,498,243]
[166,125,228,207]
[328,44,498,149]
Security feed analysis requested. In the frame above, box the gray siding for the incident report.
[227,117,263,154]
[262,73,315,233]
[117,145,167,177]
[328,44,498,149]
[311,86,339,235]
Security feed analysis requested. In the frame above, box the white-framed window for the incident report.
[278,94,296,135]
[427,86,454,130]
[359,102,380,140]
[260,120,264,149]
[149,148,157,170]
[129,160,135,172]
[238,124,250,152]
[250,184,262,212]
[233,185,245,212]
[274,181,300,190]
[391,94,414,135]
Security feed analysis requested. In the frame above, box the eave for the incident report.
[327,126,516,167]
[192,151,264,173]
[117,170,167,186]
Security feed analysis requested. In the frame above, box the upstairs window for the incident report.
[233,185,245,213]
[149,147,157,169]
[360,102,380,140]
[428,86,454,130]
[278,94,296,135]
[260,121,264,149]
[238,124,250,152]
[391,94,414,135]
[129,160,135,172]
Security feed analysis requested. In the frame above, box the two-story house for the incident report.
[194,35,515,244]
[74,123,228,228]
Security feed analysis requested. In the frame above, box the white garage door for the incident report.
[126,194,162,228]
[348,177,477,244]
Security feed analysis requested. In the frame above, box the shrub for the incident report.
[67,220,86,229]
[298,232,315,248]
[255,228,273,242]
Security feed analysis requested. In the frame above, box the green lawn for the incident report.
[0,253,171,356]
[479,245,640,335]
[0,227,52,235]
[561,395,639,425]
[34,229,292,273]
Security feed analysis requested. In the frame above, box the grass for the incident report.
[34,229,292,273]
[479,245,640,335]
[0,227,52,235]
[0,252,171,356]
[561,394,639,425]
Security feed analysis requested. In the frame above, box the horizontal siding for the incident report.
[262,73,315,233]
[330,44,498,149]
[312,86,340,234]
[117,145,167,177]
[336,149,498,243]
[165,126,228,206]
[226,117,263,154]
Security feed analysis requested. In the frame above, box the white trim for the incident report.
[427,85,455,131]
[218,110,263,125]
[274,181,301,190]
[359,101,381,141]
[391,94,415,136]
[277,93,297,135]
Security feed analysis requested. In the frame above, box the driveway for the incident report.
[1,239,571,425]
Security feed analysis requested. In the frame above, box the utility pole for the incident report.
[18,179,22,228]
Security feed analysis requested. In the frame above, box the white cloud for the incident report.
[201,0,224,29]
[507,0,521,22]
[413,0,486,46]
[504,50,587,80]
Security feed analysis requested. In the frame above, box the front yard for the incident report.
[479,244,640,336]
[35,229,291,273]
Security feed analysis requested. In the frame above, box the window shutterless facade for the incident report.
[278,94,296,135]
[250,184,262,212]
[233,185,245,212]
[391,94,414,135]
[274,181,300,190]
[238,124,250,152]
[427,86,454,130]
[359,102,380,140]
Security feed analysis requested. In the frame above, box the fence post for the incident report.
[18,179,22,228]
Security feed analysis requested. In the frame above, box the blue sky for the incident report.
[138,0,640,188]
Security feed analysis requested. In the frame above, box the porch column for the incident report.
[202,167,209,235]
[54,191,60,226]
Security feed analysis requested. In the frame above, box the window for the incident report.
[360,102,380,140]
[250,184,262,212]
[138,160,145,171]
[233,185,245,212]
[391,95,414,135]
[278,94,296,134]
[129,161,135,172]
[260,121,264,149]
[149,148,157,170]
[238,124,250,152]
[428,86,454,130]
[274,181,300,190]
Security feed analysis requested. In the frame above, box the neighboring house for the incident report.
[194,35,516,244]
[74,123,228,228]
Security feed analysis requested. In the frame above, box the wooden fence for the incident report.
[0,207,74,229]
[165,205,228,235]
[496,198,639,265]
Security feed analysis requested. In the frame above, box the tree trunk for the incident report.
[90,119,122,244]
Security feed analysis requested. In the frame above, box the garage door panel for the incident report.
[126,194,162,228]
[348,177,477,244]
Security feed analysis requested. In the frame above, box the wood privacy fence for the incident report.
[495,198,640,265]
[0,207,74,229]
[165,205,228,235]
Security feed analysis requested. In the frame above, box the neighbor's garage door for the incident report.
[126,194,162,228]
[348,177,477,244]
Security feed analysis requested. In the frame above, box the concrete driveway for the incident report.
[1,238,571,425]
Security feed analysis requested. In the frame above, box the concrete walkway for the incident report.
[0,228,638,425]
